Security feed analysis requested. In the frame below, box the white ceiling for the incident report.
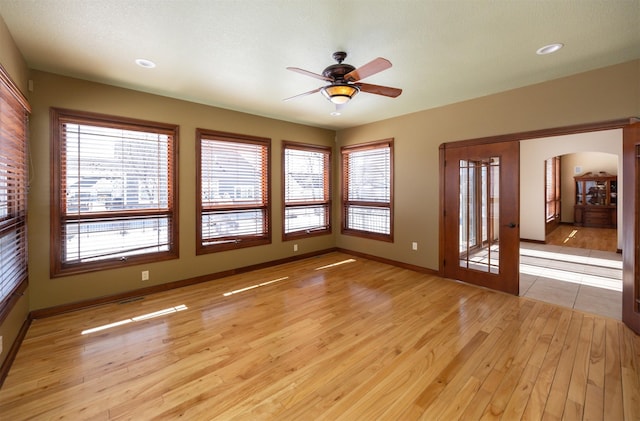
[0,0,638,130]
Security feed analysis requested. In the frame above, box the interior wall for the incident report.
[26,70,336,311]
[560,152,619,222]
[520,131,622,247]
[336,60,639,270]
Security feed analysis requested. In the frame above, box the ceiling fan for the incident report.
[284,51,402,107]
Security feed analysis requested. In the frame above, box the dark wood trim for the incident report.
[0,314,31,388]
[281,140,332,242]
[520,238,546,245]
[31,248,338,320]
[622,122,640,334]
[341,139,394,242]
[439,144,446,275]
[195,129,272,255]
[0,278,28,325]
[49,108,180,277]
[336,248,438,276]
[0,62,30,112]
[29,246,442,320]
[441,118,635,149]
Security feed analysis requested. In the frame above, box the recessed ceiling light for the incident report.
[135,58,156,69]
[536,43,564,55]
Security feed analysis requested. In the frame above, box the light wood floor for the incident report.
[1,252,639,420]
[545,225,617,252]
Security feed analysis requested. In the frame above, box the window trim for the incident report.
[50,108,179,277]
[0,63,30,324]
[545,156,561,223]
[341,139,394,242]
[195,128,272,254]
[282,141,332,241]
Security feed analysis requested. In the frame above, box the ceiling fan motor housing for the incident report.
[323,51,355,81]
[322,63,356,81]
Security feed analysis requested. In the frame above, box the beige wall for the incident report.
[336,60,639,270]
[0,15,29,371]
[27,70,336,310]
[520,131,622,245]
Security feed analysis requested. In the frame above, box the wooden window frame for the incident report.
[545,156,561,232]
[0,64,30,323]
[341,139,394,242]
[50,108,179,277]
[282,141,332,241]
[196,129,271,254]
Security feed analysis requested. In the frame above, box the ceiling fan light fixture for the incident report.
[321,84,359,104]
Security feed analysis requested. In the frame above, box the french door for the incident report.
[441,141,520,294]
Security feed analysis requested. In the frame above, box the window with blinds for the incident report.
[50,109,178,276]
[545,157,561,223]
[283,141,331,240]
[196,129,271,253]
[0,66,30,320]
[341,139,394,241]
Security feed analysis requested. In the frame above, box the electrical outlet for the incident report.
[412,242,418,251]
[141,270,149,281]
[293,244,298,252]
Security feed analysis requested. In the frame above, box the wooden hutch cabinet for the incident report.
[573,171,617,228]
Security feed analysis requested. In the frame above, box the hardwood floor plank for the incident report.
[542,312,585,420]
[0,252,638,420]
[603,319,624,421]
[564,315,595,420]
[521,308,573,420]
[583,317,606,420]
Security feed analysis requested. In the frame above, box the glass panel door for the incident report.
[459,157,500,274]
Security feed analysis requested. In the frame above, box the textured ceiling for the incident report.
[0,0,638,130]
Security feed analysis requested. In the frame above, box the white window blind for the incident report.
[283,142,331,237]
[342,140,393,239]
[197,130,270,252]
[0,68,29,313]
[51,109,178,275]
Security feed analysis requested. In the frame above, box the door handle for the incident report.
[506,222,517,228]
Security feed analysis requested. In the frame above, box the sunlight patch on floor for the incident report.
[315,258,356,270]
[81,304,188,335]
[223,277,289,297]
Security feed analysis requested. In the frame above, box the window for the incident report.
[283,141,331,240]
[196,129,271,254]
[341,139,393,241]
[0,65,30,320]
[50,109,178,276]
[545,156,561,224]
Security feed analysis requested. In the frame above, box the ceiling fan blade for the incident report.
[356,82,402,98]
[286,67,333,82]
[283,87,323,101]
[344,57,392,82]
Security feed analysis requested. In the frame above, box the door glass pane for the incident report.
[459,157,500,274]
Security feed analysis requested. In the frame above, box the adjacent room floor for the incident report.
[519,226,622,320]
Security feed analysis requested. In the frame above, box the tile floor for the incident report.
[519,242,622,320]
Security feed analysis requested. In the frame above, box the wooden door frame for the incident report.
[622,121,640,334]
[439,117,639,331]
